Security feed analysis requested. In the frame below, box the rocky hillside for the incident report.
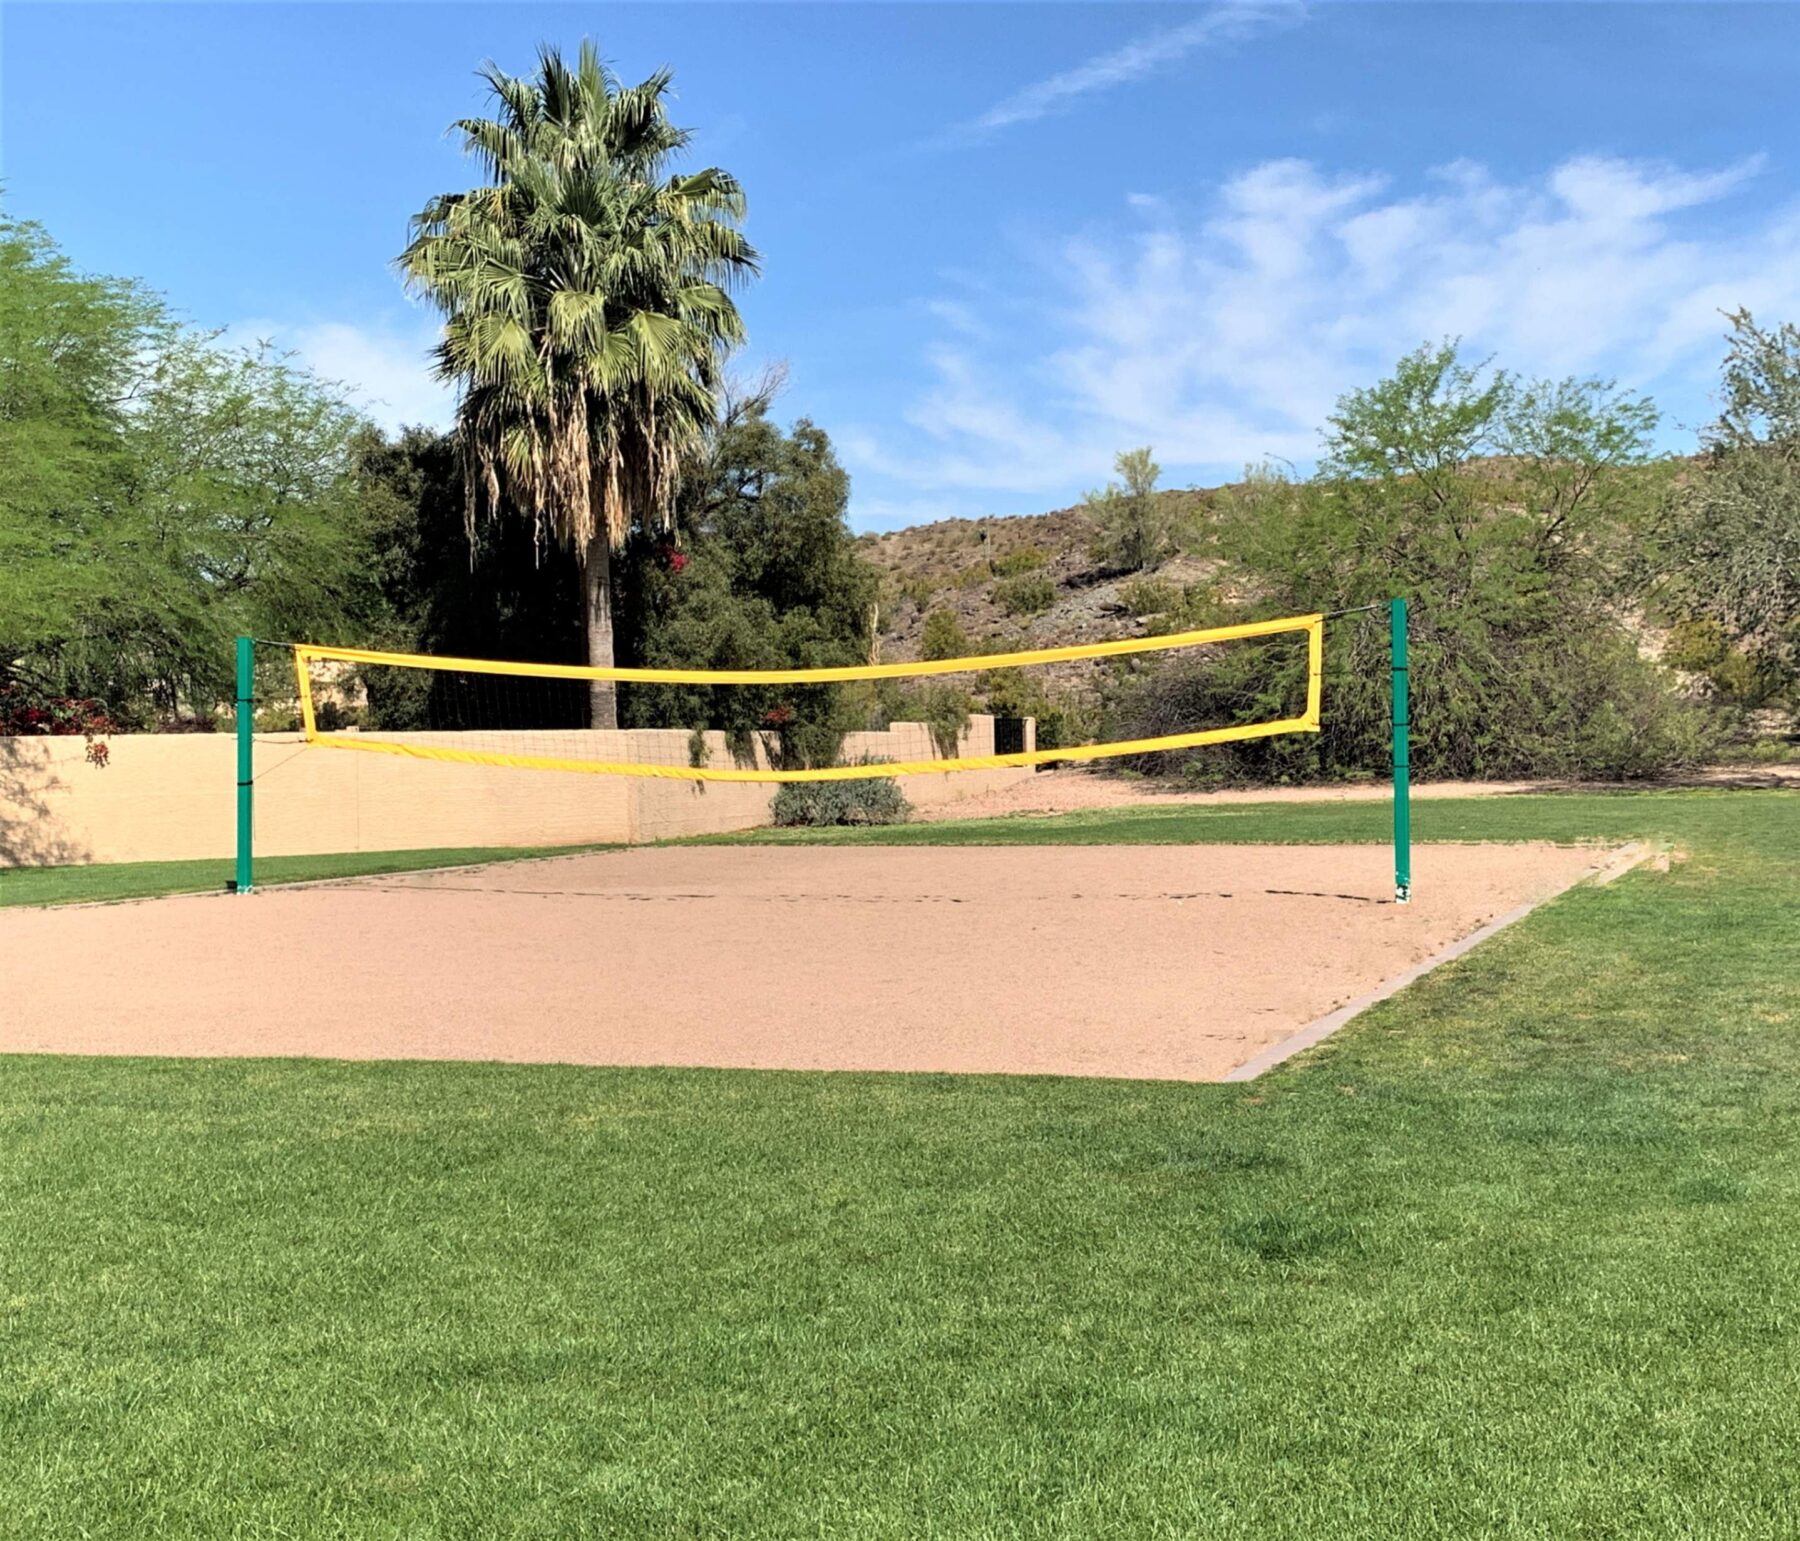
[856,491,1217,670]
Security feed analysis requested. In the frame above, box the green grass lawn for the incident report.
[704,787,1742,849]
[2,791,1798,1537]
[0,842,618,909]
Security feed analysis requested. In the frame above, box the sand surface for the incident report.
[4,843,1615,1080]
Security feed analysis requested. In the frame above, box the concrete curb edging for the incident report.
[1220,841,1653,1082]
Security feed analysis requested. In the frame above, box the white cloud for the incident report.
[964,2,1304,135]
[846,152,1800,516]
[1548,154,1764,222]
[227,313,452,432]
[920,298,990,340]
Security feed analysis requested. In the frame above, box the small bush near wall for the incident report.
[772,776,912,827]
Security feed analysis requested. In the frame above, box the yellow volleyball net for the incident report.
[288,611,1324,783]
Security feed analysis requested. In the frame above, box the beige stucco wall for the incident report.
[0,717,1034,866]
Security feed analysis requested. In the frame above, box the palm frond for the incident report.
[400,40,756,552]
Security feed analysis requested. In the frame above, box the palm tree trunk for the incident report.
[582,533,618,730]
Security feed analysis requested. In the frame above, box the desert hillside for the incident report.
[857,490,1217,668]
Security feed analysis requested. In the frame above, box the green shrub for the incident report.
[1104,609,1719,785]
[1659,310,1800,698]
[1504,633,1721,779]
[855,678,973,759]
[991,546,1048,578]
[976,667,1091,751]
[992,573,1057,617]
[896,576,937,612]
[911,682,973,758]
[1091,343,1712,785]
[771,775,911,827]
[1086,448,1176,571]
[312,700,364,732]
[360,662,435,731]
[1663,619,1779,705]
[920,608,971,661]
[1118,578,1181,617]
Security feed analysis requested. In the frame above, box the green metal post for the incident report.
[234,635,254,893]
[1390,597,1411,904]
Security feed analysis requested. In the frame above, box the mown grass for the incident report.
[703,787,1740,849]
[2,791,1798,1536]
[0,842,617,909]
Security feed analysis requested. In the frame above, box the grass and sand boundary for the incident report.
[0,776,1760,909]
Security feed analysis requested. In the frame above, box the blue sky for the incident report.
[5,2,1798,531]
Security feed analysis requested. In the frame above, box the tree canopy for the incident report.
[1086,446,1176,572]
[351,397,881,766]
[0,212,374,726]
[618,400,879,765]
[1661,310,1800,694]
[1110,342,1700,782]
[401,40,758,726]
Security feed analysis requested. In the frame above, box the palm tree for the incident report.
[401,42,757,727]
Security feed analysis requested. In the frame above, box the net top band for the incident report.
[293,611,1324,687]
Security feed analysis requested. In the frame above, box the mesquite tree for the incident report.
[1662,310,1800,690]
